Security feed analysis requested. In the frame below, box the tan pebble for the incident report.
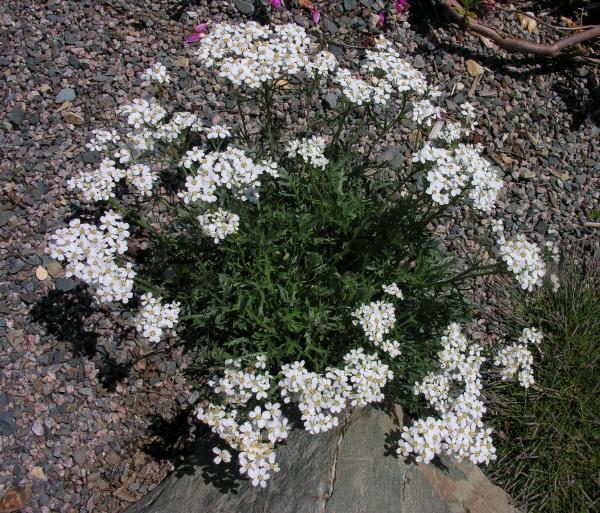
[466,59,484,77]
[30,466,46,480]
[62,112,85,125]
[36,266,49,281]
[47,261,64,278]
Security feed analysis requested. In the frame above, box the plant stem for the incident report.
[422,264,504,288]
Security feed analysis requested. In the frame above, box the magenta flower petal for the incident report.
[271,0,282,9]
[378,12,385,27]
[193,22,209,33]
[311,8,321,25]
[185,32,204,44]
[395,0,410,13]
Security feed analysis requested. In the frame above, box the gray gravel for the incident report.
[1,1,599,512]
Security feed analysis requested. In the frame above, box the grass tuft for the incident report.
[487,250,600,513]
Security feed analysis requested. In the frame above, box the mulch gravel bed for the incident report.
[0,1,598,512]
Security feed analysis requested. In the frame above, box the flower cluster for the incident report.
[119,98,167,129]
[494,343,534,388]
[343,348,393,406]
[86,129,120,152]
[134,292,181,343]
[205,124,231,140]
[141,62,171,85]
[382,282,404,300]
[67,158,124,202]
[399,323,543,465]
[333,68,382,105]
[494,327,543,388]
[125,163,158,197]
[411,99,442,127]
[381,339,402,358]
[459,101,477,127]
[398,324,495,465]
[154,111,203,142]
[280,349,392,434]
[279,361,350,434]
[47,211,134,303]
[496,223,546,291]
[196,359,288,488]
[352,301,396,345]
[196,24,432,107]
[412,142,503,213]
[361,37,428,96]
[286,135,329,169]
[305,50,338,78]
[178,147,278,204]
[67,158,159,202]
[197,208,240,244]
[197,347,392,487]
[196,22,312,88]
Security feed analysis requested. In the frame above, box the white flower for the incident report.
[135,292,181,342]
[196,22,311,89]
[459,102,477,125]
[141,62,171,85]
[212,447,232,464]
[397,324,496,465]
[205,125,232,140]
[412,99,442,127]
[178,148,277,205]
[382,283,404,300]
[197,208,240,244]
[351,301,396,345]
[498,233,547,291]
[518,327,543,346]
[494,343,534,388]
[413,143,502,213]
[381,339,402,358]
[47,211,134,303]
[286,135,329,169]
[125,163,158,196]
[86,129,120,152]
[119,98,167,128]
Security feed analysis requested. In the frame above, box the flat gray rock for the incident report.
[233,0,254,15]
[126,406,519,513]
[55,87,76,103]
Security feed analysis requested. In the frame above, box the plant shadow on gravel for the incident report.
[30,287,133,390]
[143,408,242,493]
[31,287,99,356]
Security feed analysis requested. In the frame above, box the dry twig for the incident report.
[440,0,600,62]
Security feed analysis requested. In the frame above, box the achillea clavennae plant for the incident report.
[48,21,560,486]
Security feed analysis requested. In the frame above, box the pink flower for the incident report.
[395,0,410,13]
[271,0,282,8]
[378,12,385,27]
[185,22,209,45]
[311,8,321,25]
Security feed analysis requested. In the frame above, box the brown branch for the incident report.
[441,0,600,58]
[493,4,598,33]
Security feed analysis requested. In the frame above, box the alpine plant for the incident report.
[47,21,561,487]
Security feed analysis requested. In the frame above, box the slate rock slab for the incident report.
[126,406,519,513]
